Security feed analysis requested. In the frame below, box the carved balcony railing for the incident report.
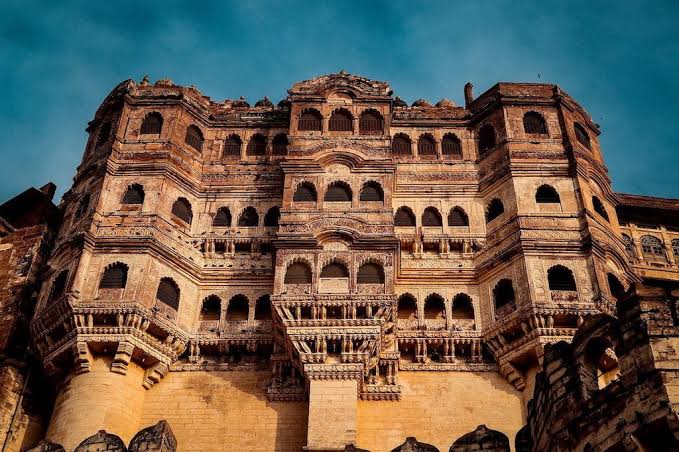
[450,319,475,331]
[550,291,578,302]
[152,302,178,322]
[396,318,420,330]
[424,318,447,331]
[356,283,385,295]
[221,320,249,333]
[282,284,312,295]
[494,302,516,321]
[198,320,220,333]
[318,278,350,294]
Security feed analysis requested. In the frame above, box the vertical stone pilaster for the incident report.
[305,379,357,451]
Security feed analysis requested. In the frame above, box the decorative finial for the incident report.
[339,69,347,75]
[140,75,149,86]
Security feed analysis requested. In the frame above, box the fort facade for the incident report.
[1,72,678,451]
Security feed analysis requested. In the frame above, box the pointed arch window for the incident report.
[185,125,204,151]
[293,182,317,202]
[447,207,469,227]
[486,199,504,223]
[255,295,272,320]
[213,207,232,227]
[592,196,609,221]
[285,262,312,284]
[247,134,267,156]
[200,295,221,321]
[359,110,383,135]
[238,207,259,227]
[156,278,180,310]
[548,265,577,291]
[99,263,128,289]
[299,109,322,131]
[272,134,288,156]
[329,109,353,132]
[357,262,385,284]
[442,133,462,158]
[227,295,249,321]
[122,184,144,205]
[394,207,416,227]
[397,294,417,320]
[324,182,352,202]
[392,134,412,156]
[359,182,384,203]
[535,185,560,204]
[223,135,242,158]
[574,123,591,150]
[422,207,442,227]
[523,112,548,135]
[171,198,193,225]
[140,112,163,135]
[451,294,474,319]
[641,235,665,258]
[417,134,437,159]
[264,207,280,227]
[478,124,496,155]
[493,279,515,310]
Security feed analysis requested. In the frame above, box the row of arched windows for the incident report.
[492,265,577,311]
[623,233,679,261]
[397,293,475,320]
[96,263,273,322]
[284,261,385,285]
[170,198,280,228]
[392,133,463,159]
[199,294,271,322]
[299,108,384,134]
[293,181,384,203]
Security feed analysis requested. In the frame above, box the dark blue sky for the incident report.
[1,1,677,201]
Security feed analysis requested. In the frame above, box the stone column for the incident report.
[305,379,357,451]
[46,356,147,450]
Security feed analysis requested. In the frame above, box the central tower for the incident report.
[269,72,399,449]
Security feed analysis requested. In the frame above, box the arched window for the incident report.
[223,135,242,158]
[622,234,635,258]
[592,196,609,221]
[184,125,204,151]
[254,295,272,320]
[442,133,462,158]
[227,295,249,321]
[357,262,385,284]
[247,134,267,156]
[299,109,322,131]
[75,194,90,218]
[171,198,193,225]
[238,207,259,227]
[96,122,111,147]
[51,270,69,300]
[392,133,412,156]
[140,112,163,135]
[486,198,505,223]
[493,279,515,309]
[574,123,591,150]
[397,294,417,319]
[478,124,496,155]
[264,207,280,227]
[200,295,221,321]
[285,262,312,284]
[156,277,179,310]
[359,110,383,135]
[447,207,469,227]
[424,294,445,319]
[673,239,679,258]
[523,112,547,135]
[422,207,442,227]
[641,235,665,258]
[324,182,352,202]
[548,265,577,291]
[585,337,620,390]
[607,273,625,300]
[320,262,349,278]
[272,134,288,156]
[213,207,231,227]
[99,263,128,289]
[535,185,560,204]
[394,206,416,227]
[359,181,384,203]
[329,109,353,132]
[122,184,144,205]
[451,294,474,319]
[417,134,437,159]
[293,182,317,202]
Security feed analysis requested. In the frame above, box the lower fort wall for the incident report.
[357,371,524,452]
[139,370,309,452]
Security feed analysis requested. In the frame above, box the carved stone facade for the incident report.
[0,72,677,450]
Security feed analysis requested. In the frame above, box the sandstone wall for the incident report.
[139,370,308,452]
[357,371,524,452]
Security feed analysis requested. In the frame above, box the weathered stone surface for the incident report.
[128,421,176,452]
[0,72,676,452]
[449,425,509,451]
[74,430,127,452]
